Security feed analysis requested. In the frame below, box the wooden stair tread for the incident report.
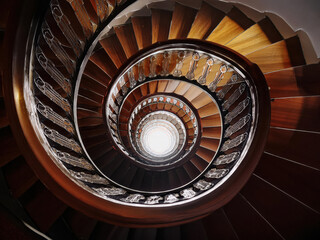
[224,194,283,239]
[200,138,220,152]
[202,127,222,138]
[132,16,152,50]
[246,36,305,73]
[83,60,110,87]
[206,16,245,45]
[202,208,238,240]
[187,2,225,40]
[3,156,38,198]
[100,34,127,68]
[115,24,139,58]
[151,9,172,43]
[270,96,320,132]
[255,153,320,212]
[241,174,320,239]
[169,3,197,39]
[196,147,215,163]
[265,128,320,170]
[265,63,320,98]
[0,127,21,167]
[197,102,219,118]
[19,182,67,232]
[90,47,118,77]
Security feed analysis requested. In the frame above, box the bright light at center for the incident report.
[145,127,173,155]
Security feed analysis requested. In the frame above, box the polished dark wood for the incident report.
[115,24,139,58]
[265,128,320,169]
[169,3,197,39]
[271,96,320,132]
[187,2,224,40]
[265,63,320,98]
[132,16,152,50]
[151,9,172,43]
[241,174,320,239]
[100,34,127,68]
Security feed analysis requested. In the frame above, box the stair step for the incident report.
[19,182,67,232]
[169,3,197,39]
[196,147,215,163]
[115,23,139,58]
[3,156,38,198]
[206,6,254,45]
[100,34,127,68]
[202,208,238,240]
[188,2,224,40]
[200,138,219,152]
[151,9,172,43]
[90,47,118,77]
[224,194,283,239]
[197,102,219,118]
[201,114,221,127]
[202,127,221,138]
[271,96,320,132]
[241,174,320,239]
[265,63,320,98]
[0,127,21,167]
[226,17,283,55]
[246,36,305,73]
[64,208,98,240]
[181,220,208,240]
[255,152,320,212]
[83,60,110,87]
[132,16,152,49]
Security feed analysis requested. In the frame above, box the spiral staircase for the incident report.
[0,0,319,239]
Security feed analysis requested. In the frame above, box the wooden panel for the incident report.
[202,208,238,240]
[183,86,203,102]
[187,2,224,39]
[206,16,244,45]
[114,24,139,58]
[3,156,38,198]
[226,23,272,55]
[151,9,172,43]
[224,194,283,239]
[164,80,180,92]
[174,81,191,95]
[79,88,103,104]
[270,96,320,132]
[20,182,67,232]
[0,127,20,167]
[80,74,107,96]
[246,40,291,73]
[201,114,221,127]
[181,220,208,240]
[83,60,110,86]
[64,208,97,240]
[200,138,220,151]
[148,81,157,94]
[89,47,118,77]
[157,80,168,92]
[169,3,197,39]
[265,128,320,170]
[265,63,320,98]
[227,7,254,30]
[191,92,212,109]
[132,17,152,50]
[241,175,320,239]
[99,34,127,68]
[255,153,320,212]
[202,127,222,138]
[197,102,219,118]
[196,147,215,162]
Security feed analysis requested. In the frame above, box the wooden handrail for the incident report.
[2,0,270,227]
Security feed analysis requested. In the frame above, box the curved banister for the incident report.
[3,0,270,227]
